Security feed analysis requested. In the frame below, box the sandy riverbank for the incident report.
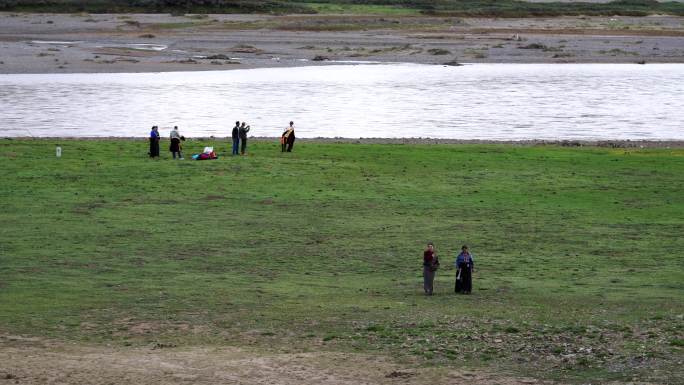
[1,12,684,74]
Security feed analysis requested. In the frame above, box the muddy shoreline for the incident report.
[6,136,684,148]
[1,13,684,74]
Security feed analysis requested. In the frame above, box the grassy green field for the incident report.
[2,0,684,17]
[1,139,683,383]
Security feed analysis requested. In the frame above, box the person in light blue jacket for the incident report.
[454,245,474,294]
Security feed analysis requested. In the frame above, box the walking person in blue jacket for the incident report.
[231,121,240,156]
[454,245,474,294]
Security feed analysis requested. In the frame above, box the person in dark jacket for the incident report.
[149,125,160,158]
[238,122,250,155]
[169,126,183,159]
[282,121,296,152]
[231,121,240,156]
[454,245,474,294]
[423,242,439,295]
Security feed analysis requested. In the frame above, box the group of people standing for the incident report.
[423,243,474,296]
[149,121,297,159]
[149,125,184,159]
[231,121,251,156]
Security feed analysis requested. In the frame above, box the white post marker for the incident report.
[56,145,62,158]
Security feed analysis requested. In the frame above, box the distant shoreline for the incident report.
[5,137,684,148]
[1,13,683,75]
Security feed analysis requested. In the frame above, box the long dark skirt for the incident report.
[169,138,180,153]
[423,266,435,295]
[455,263,473,293]
[286,135,295,152]
[149,138,159,157]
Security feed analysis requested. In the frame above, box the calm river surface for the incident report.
[1,64,683,140]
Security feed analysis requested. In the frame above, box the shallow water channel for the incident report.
[1,63,683,140]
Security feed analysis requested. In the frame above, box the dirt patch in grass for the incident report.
[0,335,558,385]
[110,318,201,337]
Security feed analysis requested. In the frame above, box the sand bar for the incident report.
[1,12,684,74]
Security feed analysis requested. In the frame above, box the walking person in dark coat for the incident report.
[149,125,160,158]
[454,245,474,294]
[231,121,240,156]
[423,242,440,296]
[281,121,296,152]
[238,122,250,155]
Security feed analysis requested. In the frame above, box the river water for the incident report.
[1,63,682,140]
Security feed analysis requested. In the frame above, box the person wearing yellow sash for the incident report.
[281,121,296,152]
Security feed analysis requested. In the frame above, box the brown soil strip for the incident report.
[0,335,555,385]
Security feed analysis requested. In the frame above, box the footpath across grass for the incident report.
[1,139,682,383]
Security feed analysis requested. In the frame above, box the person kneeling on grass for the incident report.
[454,245,474,294]
[423,242,440,296]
